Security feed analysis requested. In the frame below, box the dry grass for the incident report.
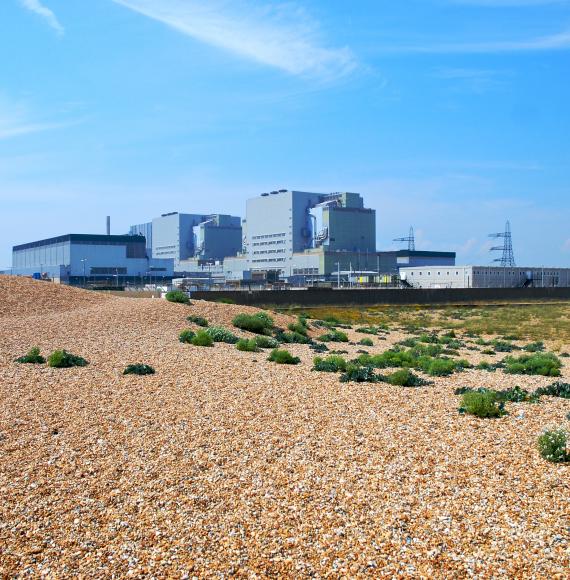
[1,278,569,577]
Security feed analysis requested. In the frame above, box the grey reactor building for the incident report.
[10,190,456,286]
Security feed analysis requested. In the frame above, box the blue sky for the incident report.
[1,0,569,268]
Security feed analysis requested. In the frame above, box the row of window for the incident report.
[252,240,287,247]
[252,258,286,263]
[293,268,319,275]
[251,232,286,240]
[253,249,286,255]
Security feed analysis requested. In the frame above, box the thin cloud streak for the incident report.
[111,0,357,80]
[381,29,570,54]
[18,0,64,35]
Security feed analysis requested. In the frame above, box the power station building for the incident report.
[11,234,173,285]
[129,212,242,270]
[399,265,570,289]
[223,190,455,283]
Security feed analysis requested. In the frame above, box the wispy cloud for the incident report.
[432,67,513,92]
[450,1,569,6]
[0,96,71,140]
[111,0,356,80]
[381,29,570,54]
[18,0,64,35]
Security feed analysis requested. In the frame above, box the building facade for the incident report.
[400,265,570,289]
[12,234,173,285]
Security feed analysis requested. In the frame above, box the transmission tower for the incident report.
[393,226,416,252]
[489,220,515,267]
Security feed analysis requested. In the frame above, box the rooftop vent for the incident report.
[279,189,287,192]
[270,191,279,194]
[261,193,269,197]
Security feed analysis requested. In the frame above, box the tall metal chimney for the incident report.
[106,216,111,236]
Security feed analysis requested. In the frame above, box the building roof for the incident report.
[13,234,146,252]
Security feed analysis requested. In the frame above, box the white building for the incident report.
[400,265,570,289]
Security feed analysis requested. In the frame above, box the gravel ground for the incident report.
[0,278,568,578]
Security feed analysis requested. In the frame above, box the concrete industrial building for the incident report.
[11,234,173,285]
[129,212,242,268]
[400,265,570,289]
[223,190,455,283]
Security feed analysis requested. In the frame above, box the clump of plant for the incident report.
[459,390,506,418]
[312,355,348,373]
[206,326,239,344]
[418,357,462,377]
[254,335,279,349]
[534,381,570,399]
[236,338,259,352]
[232,312,274,334]
[47,350,88,368]
[386,369,429,387]
[274,330,312,344]
[287,316,309,336]
[498,385,539,403]
[123,364,155,375]
[187,315,208,327]
[523,341,545,353]
[537,428,569,463]
[165,290,190,304]
[481,349,496,356]
[179,329,196,343]
[317,329,349,343]
[15,347,45,364]
[503,353,562,377]
[340,364,380,383]
[490,339,518,353]
[309,342,329,353]
[267,348,300,365]
[476,361,498,372]
[216,297,235,304]
[359,337,374,347]
[191,330,214,347]
[356,326,378,335]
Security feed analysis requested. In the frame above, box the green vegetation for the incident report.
[456,385,539,404]
[47,350,88,368]
[232,312,274,334]
[236,338,259,352]
[282,301,570,342]
[187,315,208,327]
[178,329,195,344]
[523,341,545,352]
[534,381,570,399]
[274,330,312,344]
[309,342,329,353]
[317,329,349,343]
[459,390,506,418]
[206,326,239,344]
[191,330,214,347]
[216,297,235,304]
[503,353,562,377]
[123,364,155,375]
[254,335,279,349]
[340,364,380,383]
[385,368,429,387]
[267,348,300,365]
[359,337,374,347]
[537,429,569,463]
[15,347,45,364]
[312,355,348,373]
[165,290,190,304]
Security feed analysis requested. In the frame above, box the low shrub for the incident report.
[187,315,208,327]
[498,385,539,403]
[236,338,259,352]
[386,369,429,387]
[537,428,569,463]
[340,364,379,383]
[309,342,329,353]
[287,321,308,335]
[15,347,45,364]
[165,290,190,304]
[481,349,496,355]
[216,297,235,304]
[274,330,312,344]
[490,339,518,353]
[459,391,506,418]
[123,364,155,375]
[47,350,88,368]
[268,349,300,365]
[232,312,274,334]
[503,353,562,377]
[312,355,348,373]
[476,361,497,372]
[359,337,374,347]
[191,330,214,347]
[418,357,459,377]
[206,326,239,344]
[317,330,349,343]
[523,341,545,353]
[254,335,279,349]
[534,381,570,399]
[179,329,196,343]
[356,326,378,335]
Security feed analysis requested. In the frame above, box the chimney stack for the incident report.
[106,216,111,236]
